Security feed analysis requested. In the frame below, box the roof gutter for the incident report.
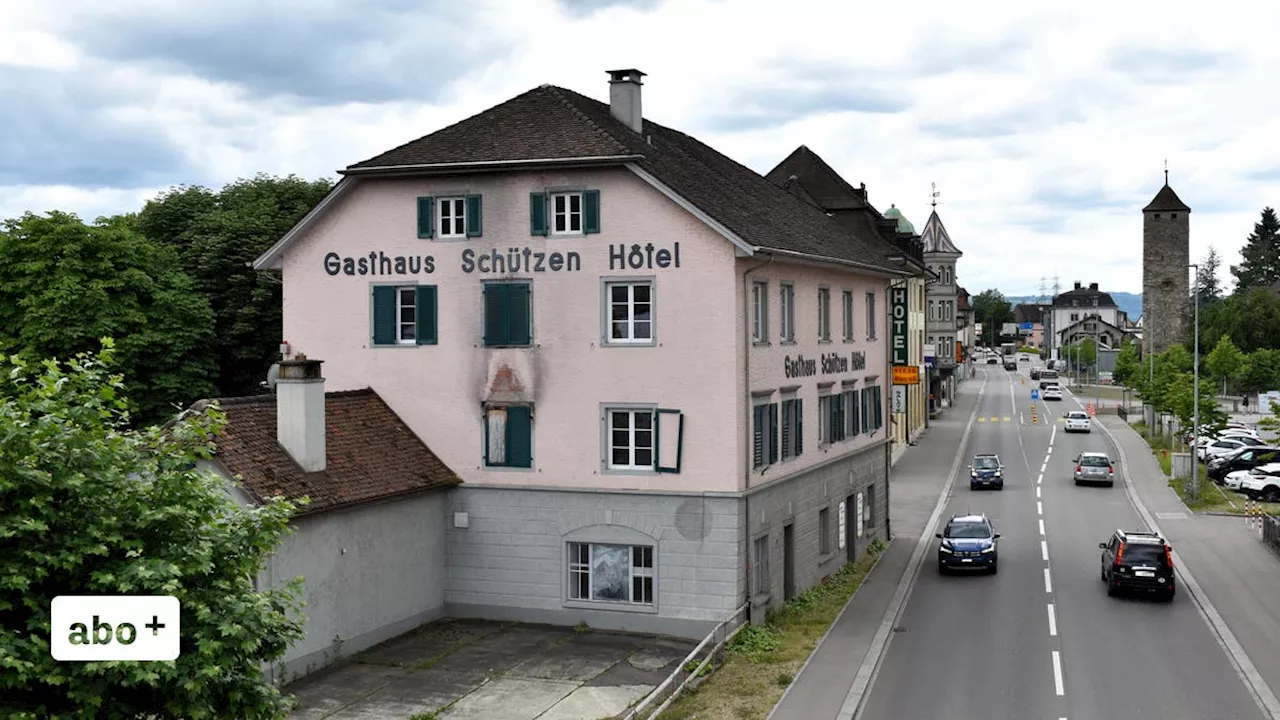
[753,246,914,279]
[340,154,646,177]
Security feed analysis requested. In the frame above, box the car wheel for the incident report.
[1074,478,1081,486]
[1100,566,1107,582]
[938,562,948,575]
[1107,577,1119,597]
[1106,481,1115,487]
[990,561,998,575]
[996,482,1004,490]
[970,483,978,491]
[1263,486,1280,503]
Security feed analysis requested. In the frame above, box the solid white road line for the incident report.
[1039,518,1046,536]
[1041,540,1049,561]
[1044,567,1053,593]
[1037,486,1042,498]
[837,376,990,720]
[1047,604,1057,636]
[1037,501,1044,516]
[1052,651,1065,696]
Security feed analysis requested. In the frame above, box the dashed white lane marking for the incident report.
[1051,425,1057,444]
[1041,540,1049,561]
[1052,650,1065,696]
[1041,462,1048,473]
[1037,486,1042,498]
[1044,567,1053,593]
[1037,500,1044,516]
[1039,518,1046,536]
[1037,473,1043,485]
[1047,603,1058,636]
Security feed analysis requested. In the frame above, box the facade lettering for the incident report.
[785,351,866,378]
[608,242,681,271]
[324,251,437,276]
[461,247,581,274]
[889,286,909,365]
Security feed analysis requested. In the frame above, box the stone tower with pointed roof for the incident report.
[921,209,962,367]
[1142,177,1191,354]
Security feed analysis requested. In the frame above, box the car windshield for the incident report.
[946,521,990,539]
[974,457,999,470]
[1081,456,1110,467]
[1068,412,1088,419]
[1122,543,1167,566]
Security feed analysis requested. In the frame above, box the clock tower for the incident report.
[1141,172,1191,355]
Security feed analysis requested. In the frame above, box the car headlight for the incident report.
[971,470,977,477]
[939,542,953,553]
[994,471,1002,477]
[981,545,995,553]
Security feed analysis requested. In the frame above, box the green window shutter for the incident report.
[780,400,793,460]
[417,196,434,238]
[415,285,437,344]
[752,405,764,468]
[583,189,601,234]
[372,286,396,345]
[505,406,533,468]
[767,403,779,465]
[875,388,884,428]
[483,283,511,346]
[795,399,803,456]
[530,192,548,236]
[466,195,483,237]
[507,284,531,346]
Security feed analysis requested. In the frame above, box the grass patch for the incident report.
[1133,420,1280,514]
[658,539,887,720]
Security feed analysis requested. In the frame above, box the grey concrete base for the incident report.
[445,601,714,640]
[272,604,447,685]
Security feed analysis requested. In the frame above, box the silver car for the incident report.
[1074,451,1115,487]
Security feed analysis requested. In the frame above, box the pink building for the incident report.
[249,69,913,639]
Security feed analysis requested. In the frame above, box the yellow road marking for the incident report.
[1003,416,1012,422]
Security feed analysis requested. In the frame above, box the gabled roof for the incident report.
[1143,183,1191,213]
[765,145,869,211]
[920,210,961,255]
[1013,303,1045,324]
[1052,285,1118,308]
[203,389,460,517]
[260,83,912,276]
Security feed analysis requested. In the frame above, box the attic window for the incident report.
[1172,214,1178,220]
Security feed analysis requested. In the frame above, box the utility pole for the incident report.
[1191,263,1201,499]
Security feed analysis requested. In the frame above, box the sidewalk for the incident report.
[768,374,983,720]
[1099,414,1280,706]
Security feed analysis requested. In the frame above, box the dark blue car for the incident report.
[970,454,1004,490]
[937,514,1000,574]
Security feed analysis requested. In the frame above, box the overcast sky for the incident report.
[3,0,1278,296]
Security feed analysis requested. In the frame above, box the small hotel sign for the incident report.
[889,286,909,365]
[892,365,920,385]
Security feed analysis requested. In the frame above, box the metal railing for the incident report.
[1262,513,1280,557]
[621,603,750,720]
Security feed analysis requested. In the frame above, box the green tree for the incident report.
[971,289,1014,347]
[1166,371,1228,432]
[1134,345,1192,412]
[0,211,216,424]
[1205,335,1247,396]
[0,343,305,718]
[136,175,334,398]
[1230,207,1280,291]
[1198,287,1280,354]
[1113,341,1141,386]
[1195,246,1224,304]
[1243,349,1280,393]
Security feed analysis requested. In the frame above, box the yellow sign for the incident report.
[892,365,920,385]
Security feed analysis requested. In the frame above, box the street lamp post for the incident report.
[1190,263,1201,499]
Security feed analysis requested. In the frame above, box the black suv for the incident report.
[1003,359,1017,370]
[1208,446,1280,482]
[1099,529,1175,601]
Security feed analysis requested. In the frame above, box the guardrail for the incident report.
[621,602,750,720]
[1262,514,1280,557]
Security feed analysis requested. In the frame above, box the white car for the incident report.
[1239,465,1280,502]
[1064,410,1091,433]
[1225,468,1257,491]
[1198,437,1255,461]
[1042,385,1063,401]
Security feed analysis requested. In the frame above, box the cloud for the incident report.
[3,0,1280,297]
[58,0,502,105]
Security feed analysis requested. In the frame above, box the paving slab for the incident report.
[327,667,488,719]
[509,633,638,682]
[286,662,408,719]
[440,676,578,720]
[536,684,653,720]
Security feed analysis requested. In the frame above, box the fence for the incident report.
[1263,514,1280,558]
[621,603,750,720]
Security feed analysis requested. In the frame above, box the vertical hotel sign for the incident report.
[889,286,909,365]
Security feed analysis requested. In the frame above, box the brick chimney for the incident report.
[276,354,326,472]
[607,68,646,133]
[1089,282,1099,291]
[1074,281,1082,290]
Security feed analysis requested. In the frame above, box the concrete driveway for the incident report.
[286,619,696,720]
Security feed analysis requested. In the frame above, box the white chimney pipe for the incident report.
[607,68,646,134]
[276,355,326,472]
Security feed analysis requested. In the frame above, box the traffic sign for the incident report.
[1031,389,1040,400]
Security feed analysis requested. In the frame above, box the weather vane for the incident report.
[930,182,940,208]
[1164,158,1169,185]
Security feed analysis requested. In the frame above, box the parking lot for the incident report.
[286,618,697,720]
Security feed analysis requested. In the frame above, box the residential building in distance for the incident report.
[765,146,930,459]
[956,286,974,375]
[1013,303,1046,350]
[1048,282,1127,360]
[230,69,916,678]
[918,206,963,411]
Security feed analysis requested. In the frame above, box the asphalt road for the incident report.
[857,360,1266,720]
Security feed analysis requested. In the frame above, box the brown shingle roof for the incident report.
[204,389,460,517]
[1143,183,1191,213]
[344,84,909,275]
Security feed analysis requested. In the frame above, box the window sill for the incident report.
[602,340,657,348]
[372,344,427,349]
[781,340,797,346]
[752,340,771,347]
[750,592,771,606]
[818,339,832,345]
[819,552,837,566]
[435,235,470,242]
[482,465,535,472]
[564,599,658,614]
[602,467,658,476]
